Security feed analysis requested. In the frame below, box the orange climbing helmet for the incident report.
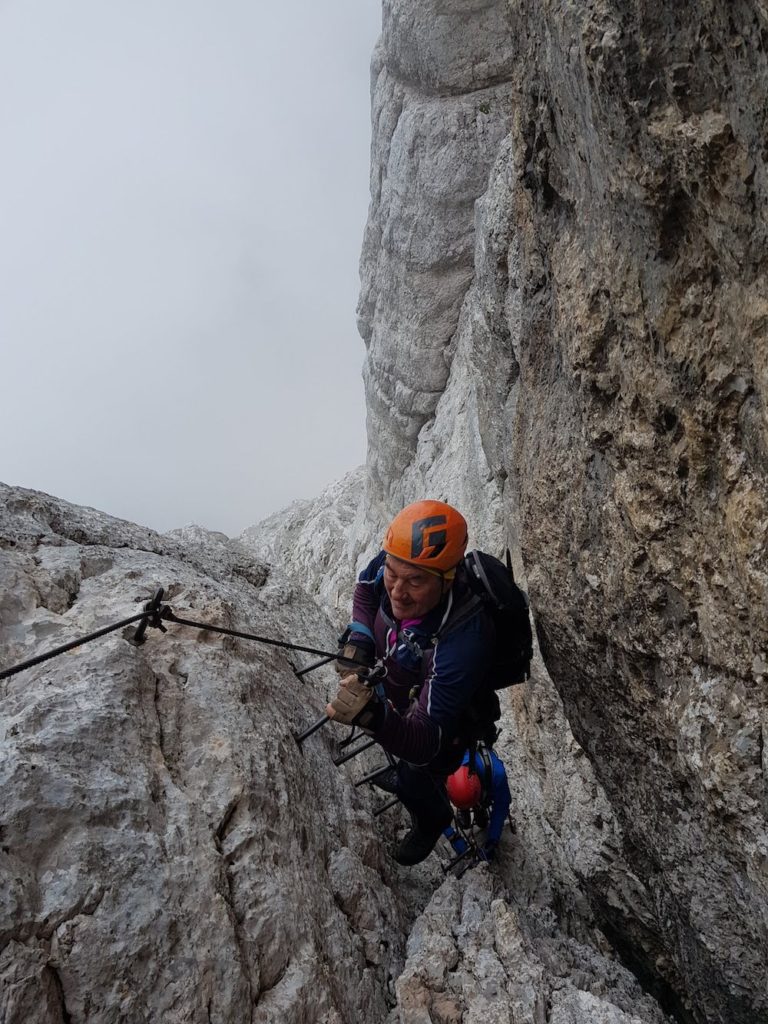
[383,500,468,573]
[446,765,482,809]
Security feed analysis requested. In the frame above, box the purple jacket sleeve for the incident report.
[348,551,386,649]
[373,609,494,765]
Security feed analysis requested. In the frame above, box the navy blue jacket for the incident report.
[349,551,496,769]
[460,748,511,845]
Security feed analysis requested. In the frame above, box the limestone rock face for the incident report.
[504,5,768,1022]
[352,2,768,1024]
[239,467,367,620]
[7,0,765,1019]
[392,869,670,1024]
[358,0,517,513]
[0,483,407,1024]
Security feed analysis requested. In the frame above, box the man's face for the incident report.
[383,556,446,619]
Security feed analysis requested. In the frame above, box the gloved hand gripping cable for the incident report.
[293,662,387,747]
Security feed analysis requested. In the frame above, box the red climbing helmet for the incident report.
[446,765,482,809]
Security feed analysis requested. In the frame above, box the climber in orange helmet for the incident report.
[327,499,503,865]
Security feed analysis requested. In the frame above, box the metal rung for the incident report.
[338,728,362,750]
[294,713,329,746]
[373,796,400,817]
[354,763,393,787]
[443,844,474,873]
[333,737,376,766]
[295,654,335,678]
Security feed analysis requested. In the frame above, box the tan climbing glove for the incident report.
[326,673,375,726]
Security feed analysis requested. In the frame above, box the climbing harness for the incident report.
[441,805,505,877]
[443,822,480,877]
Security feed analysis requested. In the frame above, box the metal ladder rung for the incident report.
[354,763,394,787]
[373,796,400,817]
[333,737,376,766]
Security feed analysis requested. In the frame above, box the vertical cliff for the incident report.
[357,0,518,537]
[507,4,768,1022]
[4,3,766,1022]
[356,2,768,1022]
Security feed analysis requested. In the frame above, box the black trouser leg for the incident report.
[395,762,452,837]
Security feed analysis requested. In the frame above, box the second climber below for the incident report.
[326,499,503,866]
[443,742,513,863]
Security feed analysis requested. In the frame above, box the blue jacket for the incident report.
[443,747,512,857]
[461,748,511,845]
[349,551,496,769]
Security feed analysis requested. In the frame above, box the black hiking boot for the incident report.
[394,825,444,866]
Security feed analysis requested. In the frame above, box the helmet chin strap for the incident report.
[439,569,456,600]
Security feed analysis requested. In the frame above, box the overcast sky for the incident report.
[0,0,380,536]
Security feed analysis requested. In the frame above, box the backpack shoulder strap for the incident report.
[435,558,487,640]
[410,587,481,699]
[438,592,484,638]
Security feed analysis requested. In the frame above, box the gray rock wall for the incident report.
[354,2,768,1023]
[1,486,651,1024]
[0,485,407,1023]
[506,4,768,1021]
[393,868,671,1024]
[5,2,767,1021]
[239,467,367,619]
[358,0,517,520]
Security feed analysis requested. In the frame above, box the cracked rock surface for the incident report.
[504,4,768,1021]
[346,2,768,1023]
[391,868,670,1024]
[239,467,367,619]
[0,483,408,1024]
[4,1,768,1022]
[358,0,517,514]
